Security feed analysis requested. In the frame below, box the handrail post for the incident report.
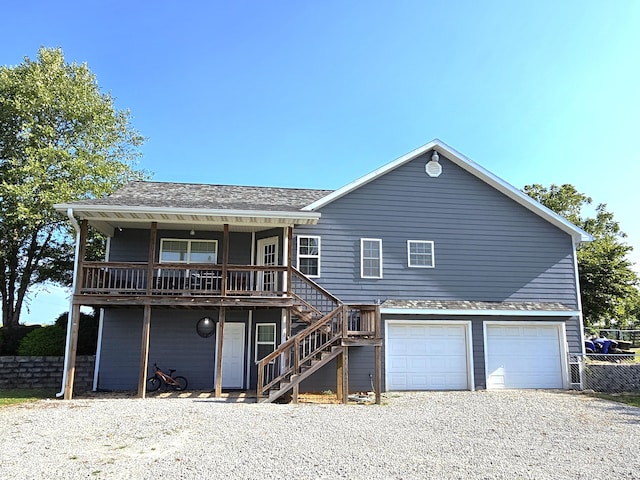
[341,305,348,338]
[257,361,264,399]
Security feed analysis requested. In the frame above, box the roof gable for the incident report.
[303,139,592,242]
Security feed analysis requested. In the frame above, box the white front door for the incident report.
[220,322,245,389]
[256,236,279,292]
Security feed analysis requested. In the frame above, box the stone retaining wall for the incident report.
[584,363,640,393]
[0,356,95,392]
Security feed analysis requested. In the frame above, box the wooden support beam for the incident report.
[63,304,82,400]
[374,305,382,405]
[214,307,226,397]
[374,345,382,405]
[75,220,89,295]
[146,222,157,295]
[137,304,152,398]
[286,226,293,295]
[221,225,229,296]
[336,349,344,403]
[341,347,349,405]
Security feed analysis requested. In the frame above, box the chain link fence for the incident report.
[570,353,640,393]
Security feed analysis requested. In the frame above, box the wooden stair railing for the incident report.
[290,268,340,324]
[257,305,345,403]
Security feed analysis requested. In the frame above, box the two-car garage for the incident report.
[385,320,568,391]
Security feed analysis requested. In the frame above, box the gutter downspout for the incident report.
[56,208,81,398]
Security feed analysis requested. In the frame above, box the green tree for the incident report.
[0,47,146,328]
[523,184,639,328]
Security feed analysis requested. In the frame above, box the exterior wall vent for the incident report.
[425,151,442,177]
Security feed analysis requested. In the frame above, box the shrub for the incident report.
[0,325,40,355]
[17,325,66,355]
[54,310,99,355]
[14,309,99,357]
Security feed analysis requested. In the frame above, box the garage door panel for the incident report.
[486,324,564,389]
[387,323,469,391]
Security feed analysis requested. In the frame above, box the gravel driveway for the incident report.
[1,390,638,479]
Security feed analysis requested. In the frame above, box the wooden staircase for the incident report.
[257,269,381,403]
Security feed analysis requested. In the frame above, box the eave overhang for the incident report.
[54,203,321,236]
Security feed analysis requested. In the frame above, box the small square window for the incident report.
[407,240,435,268]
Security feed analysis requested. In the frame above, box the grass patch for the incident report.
[590,393,640,408]
[0,389,55,407]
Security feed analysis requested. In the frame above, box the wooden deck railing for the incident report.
[79,262,288,296]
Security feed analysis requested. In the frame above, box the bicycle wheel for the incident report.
[171,376,188,391]
[146,376,161,392]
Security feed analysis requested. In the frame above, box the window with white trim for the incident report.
[159,239,218,263]
[361,238,382,278]
[297,235,320,277]
[255,323,276,361]
[407,240,435,268]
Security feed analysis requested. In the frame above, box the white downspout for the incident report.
[56,208,82,398]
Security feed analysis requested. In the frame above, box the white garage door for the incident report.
[386,323,469,390]
[485,324,565,389]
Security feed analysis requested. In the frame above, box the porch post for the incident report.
[146,222,157,295]
[63,220,88,400]
[286,226,293,296]
[63,304,82,400]
[214,307,226,397]
[374,305,382,405]
[221,224,229,296]
[137,304,152,398]
[341,347,349,404]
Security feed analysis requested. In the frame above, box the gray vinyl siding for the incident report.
[98,308,219,390]
[294,151,579,309]
[98,307,285,391]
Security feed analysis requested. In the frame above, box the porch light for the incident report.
[196,317,216,338]
[425,151,442,177]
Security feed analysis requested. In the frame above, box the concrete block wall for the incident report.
[0,356,95,392]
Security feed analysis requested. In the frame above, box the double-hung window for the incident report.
[297,236,320,277]
[361,238,383,278]
[160,239,218,263]
[407,240,435,268]
[256,323,276,362]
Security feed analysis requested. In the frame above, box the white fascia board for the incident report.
[54,203,321,223]
[302,139,592,243]
[380,308,581,317]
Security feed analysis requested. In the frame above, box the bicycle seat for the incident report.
[169,369,176,376]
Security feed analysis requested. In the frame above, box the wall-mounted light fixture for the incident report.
[196,316,216,338]
[190,229,195,236]
[425,151,442,177]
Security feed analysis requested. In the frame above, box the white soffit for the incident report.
[302,139,592,243]
[54,204,321,236]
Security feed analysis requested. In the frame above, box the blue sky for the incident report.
[3,1,640,324]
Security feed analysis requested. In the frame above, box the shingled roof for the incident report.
[73,181,333,212]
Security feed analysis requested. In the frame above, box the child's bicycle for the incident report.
[146,363,188,392]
